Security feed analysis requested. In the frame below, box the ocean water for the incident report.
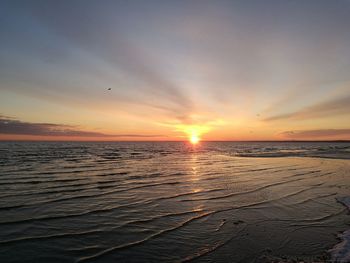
[0,141,350,263]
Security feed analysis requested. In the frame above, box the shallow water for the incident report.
[0,141,350,262]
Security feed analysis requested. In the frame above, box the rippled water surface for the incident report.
[0,141,350,262]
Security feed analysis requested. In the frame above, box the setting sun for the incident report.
[190,134,200,144]
[172,124,210,144]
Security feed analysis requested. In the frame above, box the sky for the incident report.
[1,0,350,141]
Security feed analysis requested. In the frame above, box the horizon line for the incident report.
[0,140,349,143]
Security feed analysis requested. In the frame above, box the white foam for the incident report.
[329,197,350,262]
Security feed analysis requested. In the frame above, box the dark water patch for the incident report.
[181,171,327,202]
[77,212,213,262]
[0,177,87,187]
[179,225,247,262]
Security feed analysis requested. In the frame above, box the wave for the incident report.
[77,212,213,262]
[0,187,223,224]
[179,225,247,262]
[180,170,327,202]
[233,146,350,159]
[0,209,204,246]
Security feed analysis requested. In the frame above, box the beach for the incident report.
[0,141,349,262]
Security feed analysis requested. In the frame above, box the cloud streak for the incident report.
[28,3,193,117]
[264,96,350,121]
[281,129,350,139]
[0,116,163,138]
[0,2,195,125]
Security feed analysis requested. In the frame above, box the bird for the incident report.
[108,88,111,91]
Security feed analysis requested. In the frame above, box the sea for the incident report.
[0,141,349,262]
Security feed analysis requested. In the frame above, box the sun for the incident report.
[190,134,200,144]
[170,123,210,145]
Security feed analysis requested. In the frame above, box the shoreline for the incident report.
[329,197,350,262]
[257,196,350,263]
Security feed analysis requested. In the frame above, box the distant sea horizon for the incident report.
[1,140,350,142]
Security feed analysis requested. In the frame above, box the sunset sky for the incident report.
[1,0,350,141]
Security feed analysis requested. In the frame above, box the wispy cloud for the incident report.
[264,96,350,121]
[281,129,350,139]
[0,116,163,138]
[0,2,195,124]
[28,3,193,117]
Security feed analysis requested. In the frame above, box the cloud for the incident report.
[281,129,350,139]
[2,0,350,135]
[28,4,193,116]
[0,116,163,138]
[264,95,350,121]
[0,2,195,125]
